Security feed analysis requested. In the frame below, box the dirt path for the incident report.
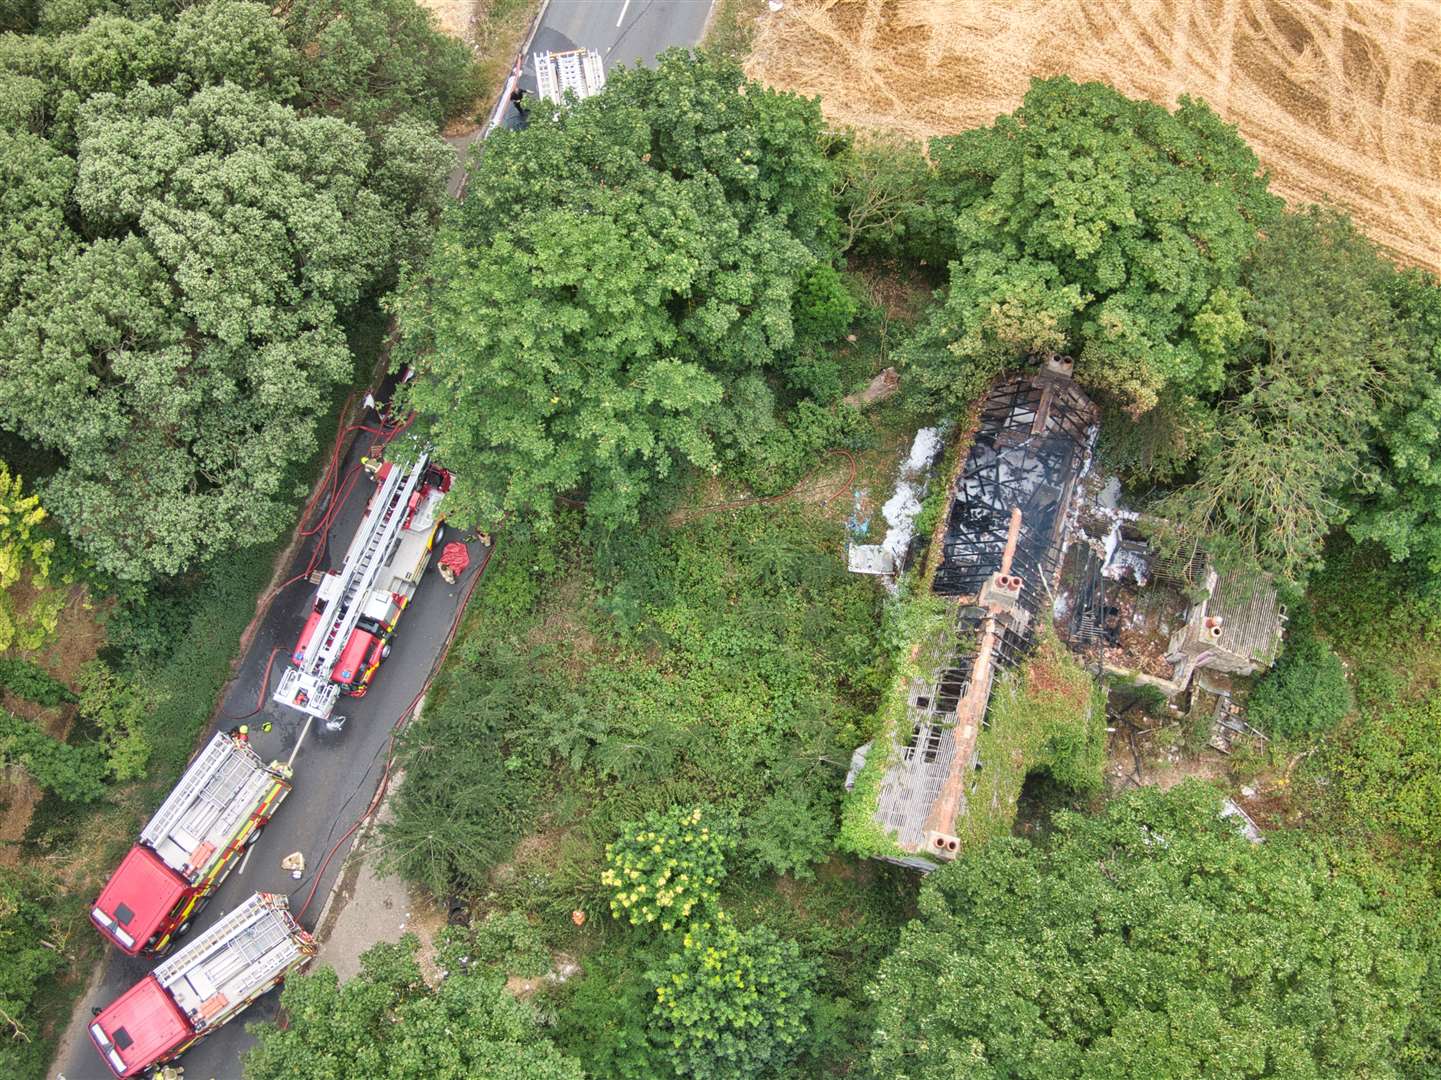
[746,0,1441,275]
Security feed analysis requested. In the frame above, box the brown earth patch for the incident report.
[747,0,1441,275]
[0,586,106,867]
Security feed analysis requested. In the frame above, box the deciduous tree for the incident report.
[647,919,816,1080]
[245,934,583,1080]
[1154,209,1412,578]
[0,83,451,579]
[867,783,1424,1080]
[396,49,844,532]
[904,76,1280,415]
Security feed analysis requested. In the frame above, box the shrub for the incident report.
[0,708,107,802]
[0,656,74,706]
[0,867,66,1078]
[1248,627,1351,739]
[466,910,550,979]
[792,264,859,344]
[0,460,60,653]
[602,805,734,932]
[75,660,152,781]
[647,918,816,1080]
[729,400,868,496]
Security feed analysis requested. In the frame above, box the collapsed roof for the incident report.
[847,365,1099,869]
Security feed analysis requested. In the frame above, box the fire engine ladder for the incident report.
[141,735,268,874]
[533,48,606,103]
[154,893,309,1026]
[273,454,428,719]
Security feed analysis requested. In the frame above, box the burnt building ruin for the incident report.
[845,361,1099,870]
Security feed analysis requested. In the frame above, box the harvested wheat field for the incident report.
[746,0,1441,275]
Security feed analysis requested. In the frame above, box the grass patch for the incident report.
[950,633,1106,851]
[702,0,767,61]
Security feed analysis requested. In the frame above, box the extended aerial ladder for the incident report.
[273,453,431,721]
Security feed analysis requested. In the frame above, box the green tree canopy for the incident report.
[1153,209,1418,578]
[867,783,1425,1080]
[0,78,451,579]
[904,76,1280,415]
[396,48,846,533]
[646,918,817,1080]
[279,0,478,131]
[0,0,467,580]
[0,869,67,1077]
[1345,265,1441,578]
[244,933,584,1080]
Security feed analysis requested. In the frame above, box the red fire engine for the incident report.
[274,453,451,720]
[91,732,291,956]
[88,892,314,1077]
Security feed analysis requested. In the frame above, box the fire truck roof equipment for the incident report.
[150,892,311,1028]
[533,48,606,103]
[139,732,286,881]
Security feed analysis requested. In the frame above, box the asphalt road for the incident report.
[453,0,716,187]
[55,417,488,1080]
[523,0,717,86]
[57,2,713,1077]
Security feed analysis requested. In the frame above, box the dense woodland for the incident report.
[1,4,1440,1077]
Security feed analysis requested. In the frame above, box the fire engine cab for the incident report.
[88,892,314,1077]
[274,453,451,720]
[91,732,291,956]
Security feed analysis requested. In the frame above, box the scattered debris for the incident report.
[843,366,900,407]
[1220,798,1264,843]
[1210,693,1267,755]
[847,425,944,588]
[281,851,305,878]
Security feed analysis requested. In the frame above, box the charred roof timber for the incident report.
[846,363,1099,871]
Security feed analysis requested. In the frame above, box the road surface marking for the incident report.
[616,0,630,26]
[237,844,254,876]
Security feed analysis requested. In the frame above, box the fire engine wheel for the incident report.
[246,824,265,845]
[380,644,392,659]
[432,525,445,549]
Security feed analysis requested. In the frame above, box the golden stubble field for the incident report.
[746,0,1441,275]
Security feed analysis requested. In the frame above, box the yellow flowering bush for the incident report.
[601,805,734,932]
[647,918,816,1080]
[0,462,59,653]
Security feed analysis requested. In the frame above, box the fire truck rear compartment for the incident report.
[153,893,312,1030]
